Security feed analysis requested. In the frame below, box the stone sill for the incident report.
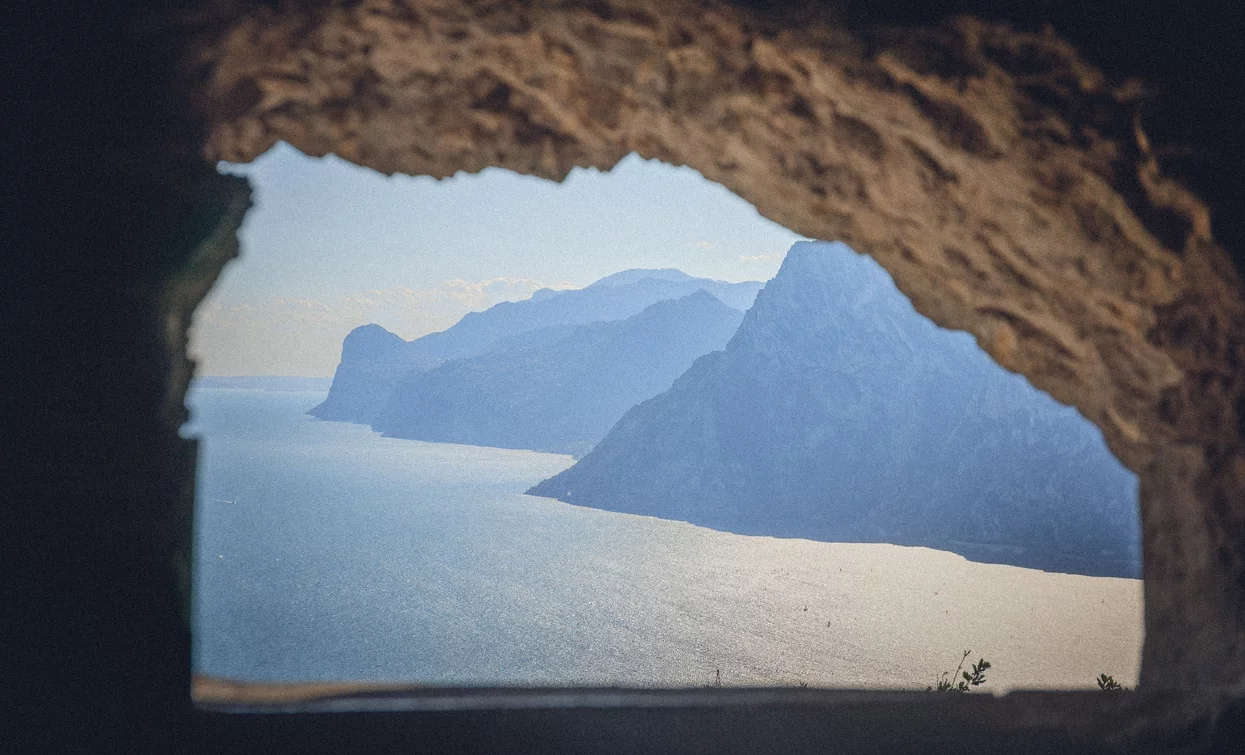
[193,676,1232,751]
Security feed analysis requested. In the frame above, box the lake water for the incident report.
[187,384,1143,690]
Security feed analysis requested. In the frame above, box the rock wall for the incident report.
[185,0,1245,690]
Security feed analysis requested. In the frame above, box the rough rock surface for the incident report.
[187,0,1245,690]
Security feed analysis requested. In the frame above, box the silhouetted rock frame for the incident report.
[11,0,1245,752]
[189,0,1245,690]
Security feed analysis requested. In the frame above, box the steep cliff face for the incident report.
[307,324,410,421]
[373,291,744,456]
[531,242,1141,576]
[310,271,762,424]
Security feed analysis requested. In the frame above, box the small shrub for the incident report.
[1097,673,1124,692]
[929,650,990,692]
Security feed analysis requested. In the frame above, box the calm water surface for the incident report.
[187,385,1142,690]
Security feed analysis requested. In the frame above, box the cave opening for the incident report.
[185,142,1142,700]
[185,0,1245,698]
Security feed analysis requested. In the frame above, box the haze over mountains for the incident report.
[528,242,1140,577]
[309,243,1140,576]
[373,291,745,455]
[310,270,762,424]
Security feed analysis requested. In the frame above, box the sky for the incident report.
[191,142,805,376]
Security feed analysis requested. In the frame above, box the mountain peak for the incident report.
[628,289,736,323]
[372,285,746,456]
[529,240,1141,577]
[775,241,891,290]
[340,324,405,361]
[680,288,724,306]
[587,268,697,288]
[665,288,727,308]
[313,270,761,423]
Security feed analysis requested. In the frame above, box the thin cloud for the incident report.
[191,276,581,375]
[739,251,785,263]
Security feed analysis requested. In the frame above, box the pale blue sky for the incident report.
[191,142,805,376]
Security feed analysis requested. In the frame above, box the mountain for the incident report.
[372,291,746,456]
[309,272,763,423]
[528,241,1141,577]
[306,324,409,422]
[191,376,334,392]
[588,268,708,289]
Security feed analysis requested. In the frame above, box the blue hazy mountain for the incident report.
[305,324,409,421]
[371,291,746,456]
[309,271,763,423]
[529,242,1141,577]
[191,376,334,392]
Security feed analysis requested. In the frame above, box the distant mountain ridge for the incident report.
[587,268,705,288]
[372,290,745,456]
[192,376,334,393]
[529,242,1142,577]
[310,271,763,424]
